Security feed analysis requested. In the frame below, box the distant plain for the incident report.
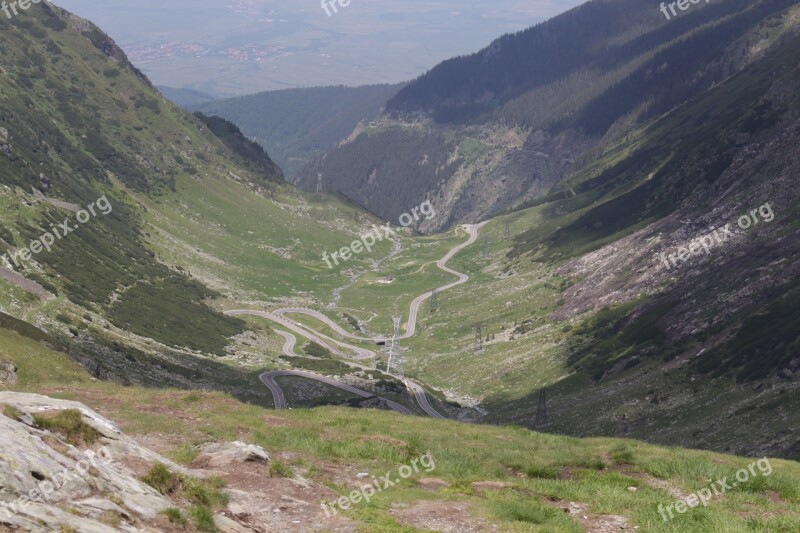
[53,0,585,96]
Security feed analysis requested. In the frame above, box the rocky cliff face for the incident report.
[0,392,181,531]
[0,392,266,532]
[0,392,375,532]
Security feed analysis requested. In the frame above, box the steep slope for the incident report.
[0,2,399,400]
[483,27,800,457]
[357,25,798,458]
[296,0,799,231]
[0,3,254,357]
[194,84,403,178]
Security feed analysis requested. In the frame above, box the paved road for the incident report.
[227,309,350,357]
[260,372,288,409]
[272,222,488,342]
[275,330,296,357]
[401,222,487,340]
[230,222,486,418]
[260,370,415,415]
[403,378,446,419]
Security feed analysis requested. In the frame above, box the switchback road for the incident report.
[260,370,414,415]
[228,222,486,418]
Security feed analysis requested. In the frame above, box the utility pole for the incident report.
[429,288,438,313]
[389,315,403,377]
[535,389,548,428]
[472,322,483,353]
[504,220,511,241]
[483,237,490,259]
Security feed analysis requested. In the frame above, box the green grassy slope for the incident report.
[0,3,467,419]
[1,0,798,470]
[0,4,403,373]
[0,3,262,355]
[2,337,798,533]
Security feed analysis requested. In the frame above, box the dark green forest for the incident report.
[386,0,793,132]
[194,84,402,177]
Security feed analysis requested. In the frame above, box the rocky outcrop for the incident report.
[0,392,250,532]
[195,441,270,468]
[0,359,17,385]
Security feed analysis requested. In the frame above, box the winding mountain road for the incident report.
[228,222,486,418]
[275,330,297,357]
[270,222,487,342]
[260,370,415,415]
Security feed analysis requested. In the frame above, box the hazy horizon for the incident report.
[53,0,584,97]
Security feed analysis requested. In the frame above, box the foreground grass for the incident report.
[2,329,798,532]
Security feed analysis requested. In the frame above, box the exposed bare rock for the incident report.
[553,114,800,336]
[416,477,451,491]
[195,441,270,468]
[390,500,501,532]
[214,512,261,532]
[0,392,251,532]
[552,500,632,532]
[0,267,49,296]
[0,397,169,530]
[0,359,17,385]
[470,480,514,492]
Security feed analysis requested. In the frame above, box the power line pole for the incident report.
[535,389,548,428]
[483,237,490,258]
[504,220,511,241]
[389,315,403,377]
[429,288,438,313]
[472,322,483,353]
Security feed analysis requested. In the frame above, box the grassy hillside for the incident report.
[0,0,797,490]
[0,3,406,377]
[0,5,394,355]
[0,3,251,355]
[2,333,798,532]
[0,2,476,427]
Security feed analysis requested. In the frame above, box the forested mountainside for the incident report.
[296,0,800,232]
[0,7,799,531]
[0,3,382,402]
[194,84,403,178]
[385,0,795,126]
[480,29,800,458]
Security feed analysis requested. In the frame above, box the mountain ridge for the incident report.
[296,0,799,232]
[0,8,797,530]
